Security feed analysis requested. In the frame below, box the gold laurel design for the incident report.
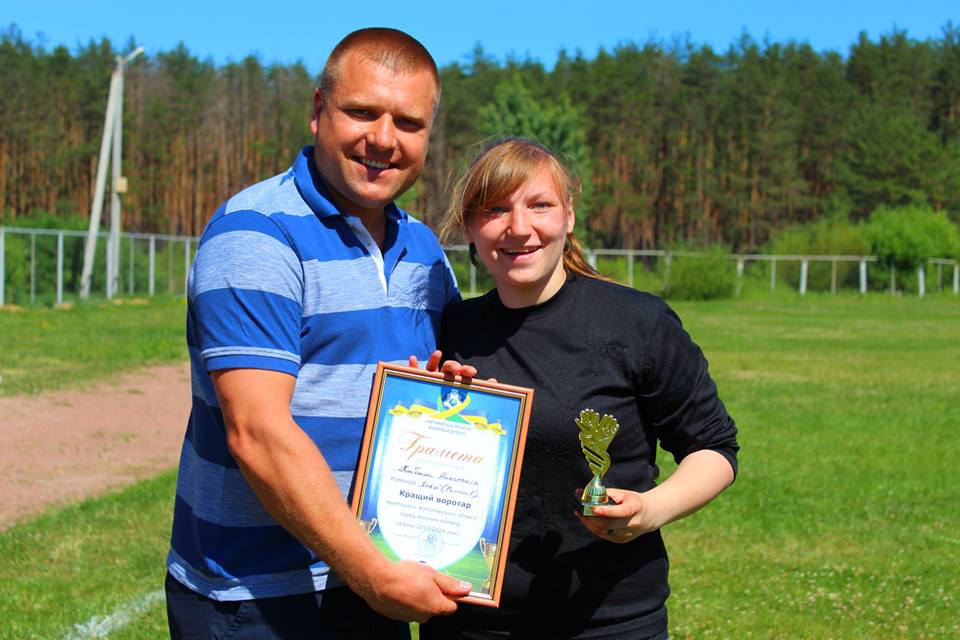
[576,409,620,478]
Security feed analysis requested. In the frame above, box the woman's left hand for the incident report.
[575,487,664,544]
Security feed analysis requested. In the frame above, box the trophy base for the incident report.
[581,474,608,517]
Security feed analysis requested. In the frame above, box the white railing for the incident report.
[0,226,957,306]
[0,227,194,306]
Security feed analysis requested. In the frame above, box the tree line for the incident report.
[1,23,958,251]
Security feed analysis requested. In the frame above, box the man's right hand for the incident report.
[357,560,472,623]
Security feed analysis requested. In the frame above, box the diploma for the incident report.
[351,362,533,608]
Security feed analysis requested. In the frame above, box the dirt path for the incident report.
[0,362,192,529]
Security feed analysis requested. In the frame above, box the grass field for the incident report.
[1,293,957,638]
[0,296,187,396]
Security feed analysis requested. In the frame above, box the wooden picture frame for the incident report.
[351,362,534,607]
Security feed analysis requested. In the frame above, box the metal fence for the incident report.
[1,226,957,306]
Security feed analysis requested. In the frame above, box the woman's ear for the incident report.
[565,205,576,234]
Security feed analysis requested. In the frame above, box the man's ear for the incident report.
[310,87,325,135]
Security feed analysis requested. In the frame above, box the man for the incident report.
[165,28,472,639]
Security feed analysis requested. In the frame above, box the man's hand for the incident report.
[356,560,472,622]
[409,350,478,380]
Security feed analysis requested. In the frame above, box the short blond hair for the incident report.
[320,28,440,109]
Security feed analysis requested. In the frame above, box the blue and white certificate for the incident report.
[352,363,533,607]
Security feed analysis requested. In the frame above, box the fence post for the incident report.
[627,251,634,289]
[890,266,896,295]
[663,251,672,292]
[149,235,156,297]
[128,235,134,295]
[937,262,943,293]
[859,259,867,294]
[800,258,808,296]
[770,256,777,291]
[735,256,744,296]
[168,240,174,292]
[954,263,959,295]
[918,265,925,298]
[184,238,191,295]
[830,258,837,295]
[587,249,597,269]
[0,228,5,306]
[56,232,64,305]
[30,232,36,305]
[104,234,112,299]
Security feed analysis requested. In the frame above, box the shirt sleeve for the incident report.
[188,210,304,376]
[636,301,739,476]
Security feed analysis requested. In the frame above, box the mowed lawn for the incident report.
[0,294,957,638]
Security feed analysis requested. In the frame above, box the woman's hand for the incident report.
[576,449,735,543]
[575,488,664,543]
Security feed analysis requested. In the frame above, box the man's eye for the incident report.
[396,118,424,132]
[346,109,373,119]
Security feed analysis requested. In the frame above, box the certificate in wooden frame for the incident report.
[351,362,533,607]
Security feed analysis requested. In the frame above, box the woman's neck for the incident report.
[495,266,569,309]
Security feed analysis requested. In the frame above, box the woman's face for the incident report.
[466,165,574,308]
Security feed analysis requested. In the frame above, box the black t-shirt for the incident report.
[422,276,738,640]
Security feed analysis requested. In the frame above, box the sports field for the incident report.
[1,293,957,638]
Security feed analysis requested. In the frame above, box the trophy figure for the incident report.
[478,537,497,592]
[358,517,378,535]
[576,409,620,516]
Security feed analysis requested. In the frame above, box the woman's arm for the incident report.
[577,449,734,543]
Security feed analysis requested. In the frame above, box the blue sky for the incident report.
[4,1,957,73]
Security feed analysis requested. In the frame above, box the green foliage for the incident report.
[664,247,736,301]
[3,23,960,249]
[866,205,960,271]
[834,105,949,215]
[478,74,594,222]
[768,217,871,290]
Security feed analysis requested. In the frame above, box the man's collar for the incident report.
[293,146,407,223]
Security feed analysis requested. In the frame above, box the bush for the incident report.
[664,247,736,301]
[768,217,870,291]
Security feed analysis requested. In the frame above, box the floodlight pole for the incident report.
[80,46,143,299]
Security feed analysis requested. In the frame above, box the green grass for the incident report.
[663,294,959,638]
[1,294,957,637]
[0,296,188,396]
[0,471,175,639]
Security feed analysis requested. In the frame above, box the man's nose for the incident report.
[368,116,397,151]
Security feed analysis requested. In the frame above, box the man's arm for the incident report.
[212,368,471,622]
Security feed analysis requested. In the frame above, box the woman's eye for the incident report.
[486,206,509,216]
[532,201,554,210]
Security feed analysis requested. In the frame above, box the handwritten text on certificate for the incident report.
[377,412,500,568]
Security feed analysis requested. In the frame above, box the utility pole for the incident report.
[80,46,143,300]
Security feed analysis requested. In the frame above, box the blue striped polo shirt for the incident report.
[167,146,460,601]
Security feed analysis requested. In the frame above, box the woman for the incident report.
[421,138,739,640]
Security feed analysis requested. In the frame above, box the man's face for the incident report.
[310,52,437,220]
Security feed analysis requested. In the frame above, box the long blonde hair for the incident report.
[442,137,607,281]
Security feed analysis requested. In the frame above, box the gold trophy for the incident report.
[576,409,620,516]
[478,537,497,592]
